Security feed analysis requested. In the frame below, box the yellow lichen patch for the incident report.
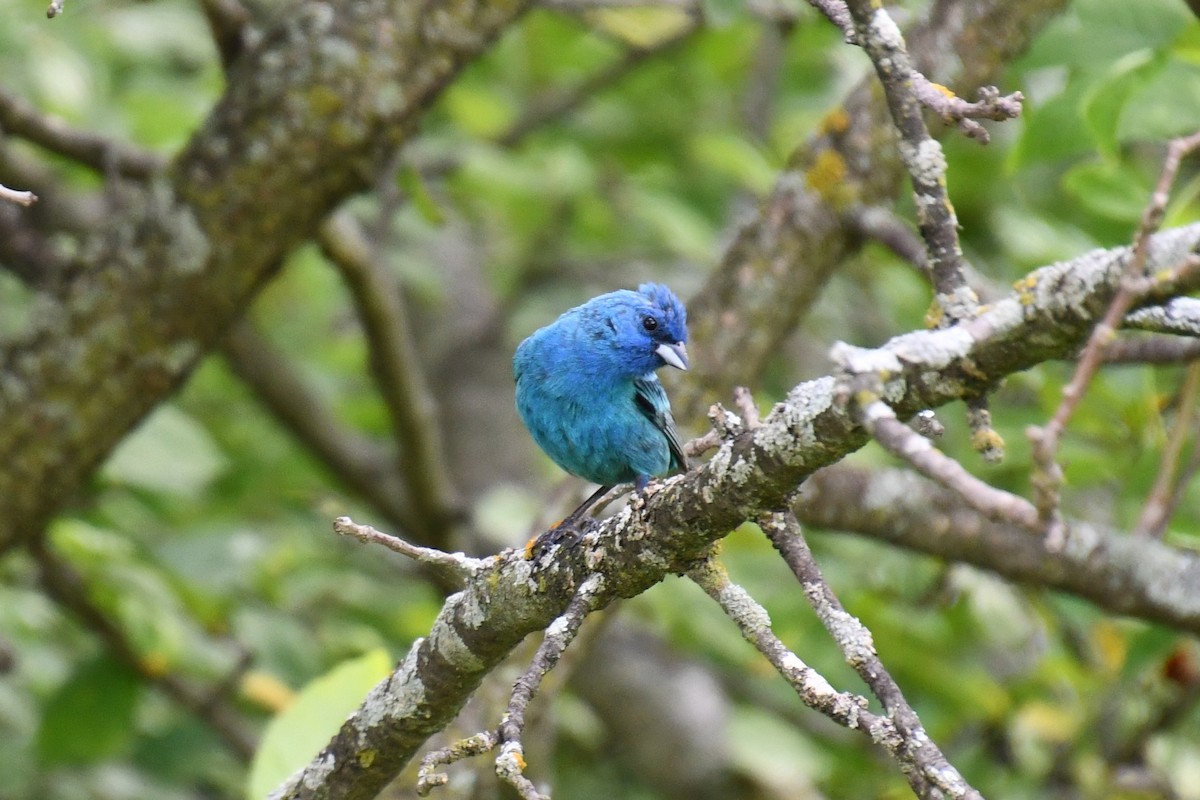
[512,751,527,770]
[139,651,170,679]
[929,82,956,99]
[1016,700,1081,744]
[308,85,345,116]
[1091,620,1127,675]
[357,748,378,768]
[1013,274,1038,305]
[854,388,879,409]
[818,108,851,136]
[925,300,944,329]
[970,427,1005,456]
[329,120,362,148]
[959,358,989,382]
[240,670,296,712]
[804,149,848,203]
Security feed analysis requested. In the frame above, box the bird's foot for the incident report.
[525,515,599,560]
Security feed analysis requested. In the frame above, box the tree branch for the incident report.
[687,557,935,795]
[0,0,534,553]
[495,15,700,149]
[1124,298,1200,336]
[0,182,37,206]
[0,85,165,178]
[683,0,1067,417]
[1136,360,1200,538]
[854,390,1038,530]
[198,0,259,69]
[844,0,975,325]
[220,318,419,532]
[273,224,1200,800]
[318,212,463,544]
[1101,335,1200,365]
[333,516,484,585]
[759,511,982,800]
[797,462,1200,634]
[1029,130,1200,530]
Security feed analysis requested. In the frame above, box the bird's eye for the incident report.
[642,316,658,332]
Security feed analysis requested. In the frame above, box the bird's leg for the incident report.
[526,484,611,558]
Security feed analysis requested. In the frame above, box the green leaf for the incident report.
[689,132,777,194]
[1079,51,1163,158]
[585,7,693,47]
[101,404,228,497]
[627,187,716,262]
[397,166,447,227]
[1061,159,1151,223]
[1022,0,1191,71]
[1118,58,1200,142]
[36,655,142,766]
[442,83,516,138]
[1009,84,1096,170]
[246,649,393,800]
[727,707,827,792]
[1075,0,1194,57]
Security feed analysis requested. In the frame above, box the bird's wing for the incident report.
[633,377,689,472]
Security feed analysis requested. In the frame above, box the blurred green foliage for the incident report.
[2,0,1200,798]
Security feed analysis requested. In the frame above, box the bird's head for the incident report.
[635,282,689,371]
[588,282,689,378]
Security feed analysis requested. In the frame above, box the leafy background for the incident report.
[2,0,1200,798]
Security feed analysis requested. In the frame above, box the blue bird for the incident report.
[514,283,690,545]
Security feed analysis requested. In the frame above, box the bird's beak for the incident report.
[656,342,689,371]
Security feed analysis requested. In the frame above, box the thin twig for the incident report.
[741,16,795,142]
[0,183,37,206]
[843,0,975,326]
[911,81,1024,144]
[319,212,462,545]
[858,392,1040,531]
[852,205,929,271]
[798,462,1200,635]
[733,385,761,429]
[816,1,1022,141]
[683,428,721,458]
[804,0,855,41]
[414,575,605,798]
[1161,432,1200,535]
[1136,362,1200,538]
[198,0,259,69]
[30,540,256,760]
[417,731,499,796]
[851,206,1007,304]
[333,517,485,585]
[495,574,605,798]
[1124,298,1200,336]
[497,18,700,149]
[1029,130,1200,531]
[1102,335,1200,365]
[221,319,420,533]
[0,86,164,178]
[760,511,984,800]
[686,558,921,776]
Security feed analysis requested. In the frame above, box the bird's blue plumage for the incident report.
[514,283,689,490]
